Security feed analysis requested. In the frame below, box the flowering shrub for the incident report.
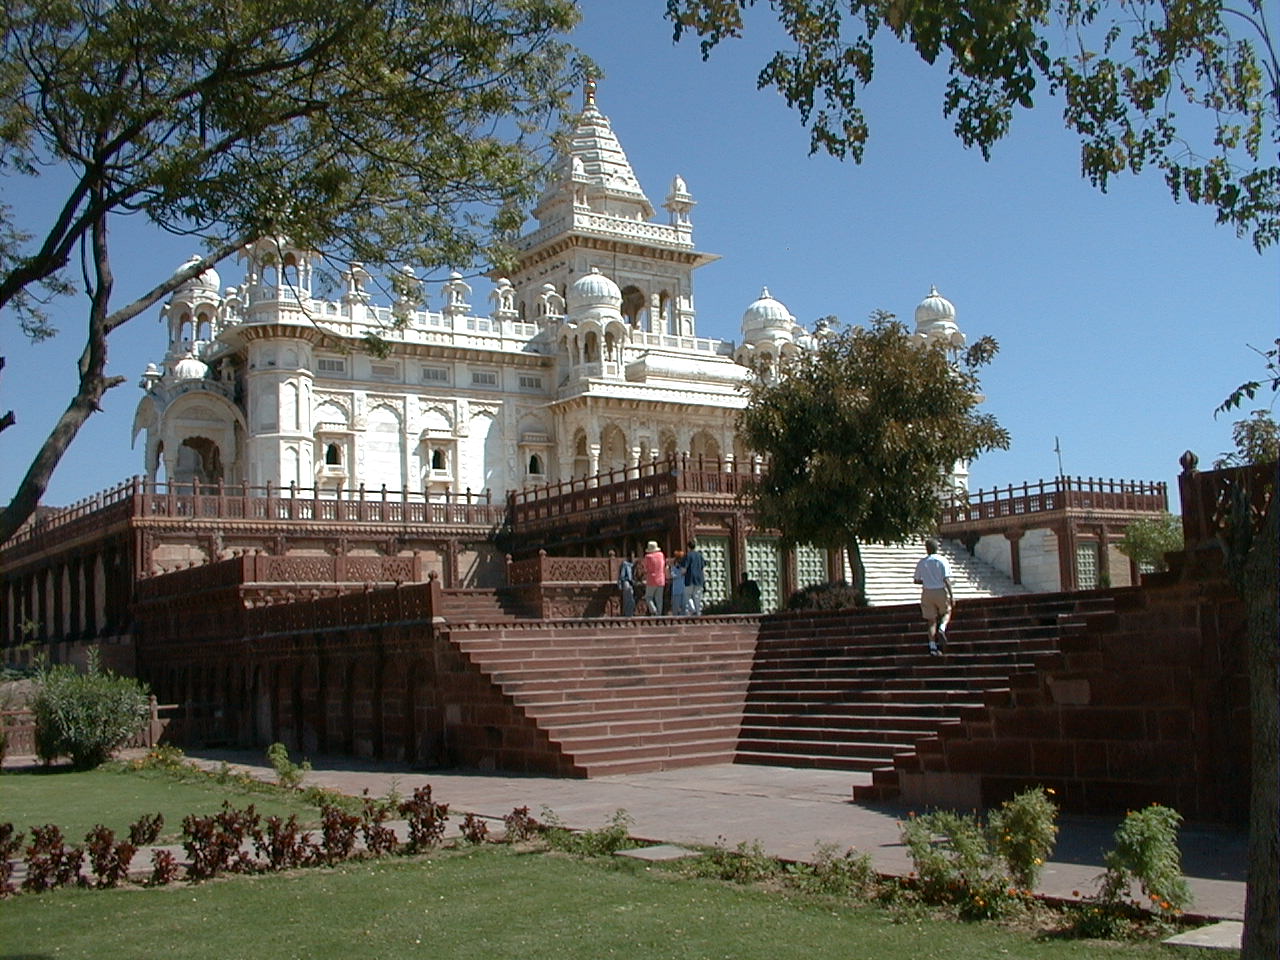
[988,787,1059,889]
[901,789,1059,921]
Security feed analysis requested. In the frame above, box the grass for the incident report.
[0,846,1189,960]
[0,763,321,842]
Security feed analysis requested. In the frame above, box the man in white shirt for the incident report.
[913,539,954,656]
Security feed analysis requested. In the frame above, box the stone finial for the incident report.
[1179,450,1200,475]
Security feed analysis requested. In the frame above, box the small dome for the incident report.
[567,267,622,311]
[173,255,221,294]
[169,352,209,382]
[914,285,955,328]
[741,287,794,335]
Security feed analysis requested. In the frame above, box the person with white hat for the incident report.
[641,540,666,616]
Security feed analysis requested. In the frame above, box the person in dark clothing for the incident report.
[738,572,761,613]
[616,553,636,617]
[684,539,706,615]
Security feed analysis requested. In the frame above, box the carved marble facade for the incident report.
[133,82,969,503]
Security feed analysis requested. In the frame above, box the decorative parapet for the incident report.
[1,479,507,563]
[940,476,1167,529]
[508,454,759,530]
[135,552,423,600]
[506,550,617,586]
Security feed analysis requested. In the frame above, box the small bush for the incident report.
[149,848,181,886]
[785,843,877,898]
[84,825,136,888]
[399,785,449,851]
[0,823,25,896]
[31,651,150,769]
[253,815,316,871]
[360,795,400,857]
[22,824,84,892]
[542,808,634,857]
[989,787,1059,890]
[266,742,311,789]
[786,581,868,611]
[182,801,260,880]
[501,806,539,843]
[135,743,186,771]
[320,804,361,864]
[1098,804,1192,914]
[686,838,779,884]
[128,812,165,847]
[460,813,490,845]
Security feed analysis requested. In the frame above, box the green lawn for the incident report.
[0,764,320,843]
[0,847,1187,960]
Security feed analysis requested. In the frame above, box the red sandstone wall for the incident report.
[897,553,1249,822]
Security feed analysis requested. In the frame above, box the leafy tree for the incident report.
[1215,409,1280,466]
[736,312,1009,590]
[1116,512,1183,572]
[0,0,584,543]
[666,0,1278,250]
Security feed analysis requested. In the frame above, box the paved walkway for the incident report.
[189,749,1247,922]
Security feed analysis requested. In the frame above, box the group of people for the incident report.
[616,536,955,654]
[616,540,706,617]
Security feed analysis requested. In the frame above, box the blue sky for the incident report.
[1,3,1276,511]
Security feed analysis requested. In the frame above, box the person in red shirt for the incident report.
[642,540,666,615]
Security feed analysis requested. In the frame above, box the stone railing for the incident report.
[508,454,760,526]
[2,479,506,559]
[136,553,423,600]
[506,550,618,586]
[1177,452,1276,549]
[940,475,1167,526]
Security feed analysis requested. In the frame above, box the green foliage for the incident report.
[668,0,1279,250]
[266,742,311,790]
[737,314,1008,565]
[786,581,868,611]
[988,788,1060,890]
[1098,804,1192,914]
[1116,513,1184,573]
[31,652,150,769]
[784,843,878,898]
[901,788,1059,920]
[540,808,635,857]
[1214,409,1280,467]
[685,838,781,884]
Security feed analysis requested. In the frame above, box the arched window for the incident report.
[431,448,446,471]
[528,453,544,475]
[325,443,342,466]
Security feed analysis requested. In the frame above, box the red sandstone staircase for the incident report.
[443,618,758,776]
[440,588,538,621]
[737,593,1119,795]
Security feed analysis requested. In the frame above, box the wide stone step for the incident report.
[540,709,745,741]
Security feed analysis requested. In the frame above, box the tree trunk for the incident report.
[1241,493,1278,960]
[844,540,867,600]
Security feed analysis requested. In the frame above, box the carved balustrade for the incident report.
[506,550,617,586]
[508,455,760,527]
[940,475,1168,526]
